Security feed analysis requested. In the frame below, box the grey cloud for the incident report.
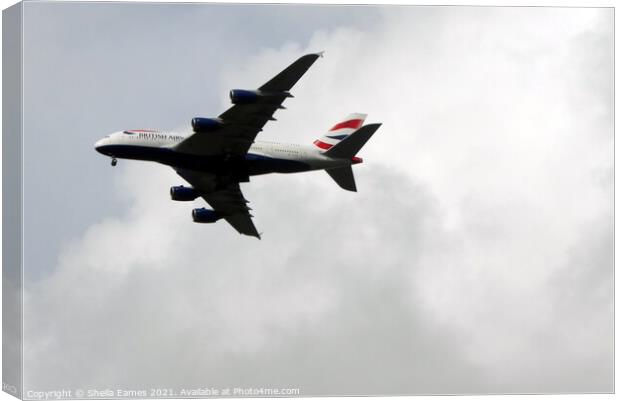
[24,166,490,394]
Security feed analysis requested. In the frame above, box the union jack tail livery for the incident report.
[313,113,367,151]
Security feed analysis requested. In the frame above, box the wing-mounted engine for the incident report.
[170,185,200,201]
[192,208,222,223]
[191,117,224,133]
[229,89,292,105]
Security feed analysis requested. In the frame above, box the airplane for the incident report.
[94,53,381,239]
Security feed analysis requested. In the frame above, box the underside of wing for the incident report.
[202,185,260,239]
[174,53,323,157]
[176,168,260,239]
[258,52,324,92]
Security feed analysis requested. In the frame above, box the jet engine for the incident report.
[192,208,222,223]
[191,117,224,133]
[229,89,259,104]
[170,186,200,201]
[229,89,291,105]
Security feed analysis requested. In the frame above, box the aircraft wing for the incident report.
[176,168,260,239]
[174,53,323,156]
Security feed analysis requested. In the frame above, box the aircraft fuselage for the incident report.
[94,130,355,177]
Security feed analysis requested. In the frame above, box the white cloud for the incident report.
[23,6,612,395]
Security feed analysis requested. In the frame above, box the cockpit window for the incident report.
[123,131,135,135]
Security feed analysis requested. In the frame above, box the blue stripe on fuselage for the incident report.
[95,144,311,175]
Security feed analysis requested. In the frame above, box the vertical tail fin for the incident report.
[313,113,367,151]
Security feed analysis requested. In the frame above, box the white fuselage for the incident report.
[94,130,355,175]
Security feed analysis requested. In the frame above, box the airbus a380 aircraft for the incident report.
[95,53,381,238]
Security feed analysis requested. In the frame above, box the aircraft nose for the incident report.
[94,138,107,154]
[94,139,102,150]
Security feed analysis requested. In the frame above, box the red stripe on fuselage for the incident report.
[329,119,363,131]
[314,140,333,150]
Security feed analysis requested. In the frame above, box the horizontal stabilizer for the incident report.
[324,123,382,159]
[326,166,357,192]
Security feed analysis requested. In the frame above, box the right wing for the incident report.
[174,53,323,157]
[176,168,260,239]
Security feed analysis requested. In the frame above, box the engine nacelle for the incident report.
[192,208,222,223]
[229,89,259,104]
[191,117,223,133]
[229,89,291,105]
[170,185,200,201]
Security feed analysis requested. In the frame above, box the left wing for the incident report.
[174,53,322,156]
[176,168,260,239]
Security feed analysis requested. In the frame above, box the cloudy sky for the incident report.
[18,2,612,396]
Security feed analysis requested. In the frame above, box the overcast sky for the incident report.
[19,2,613,395]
